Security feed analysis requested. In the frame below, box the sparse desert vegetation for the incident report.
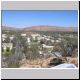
[2,27,78,68]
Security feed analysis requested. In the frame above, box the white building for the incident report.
[21,33,26,37]
[42,44,53,48]
[55,40,61,43]
[51,40,55,43]
[31,34,40,40]
[37,36,45,41]
[10,36,14,40]
[27,37,30,43]
[27,37,31,48]
[2,34,7,41]
[46,38,50,41]
[42,44,54,52]
[39,51,43,55]
[2,34,7,38]
[69,34,73,37]
[58,38,62,41]
[9,35,14,40]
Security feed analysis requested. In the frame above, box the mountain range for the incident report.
[2,25,78,32]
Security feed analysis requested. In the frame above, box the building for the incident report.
[31,34,40,40]
[2,34,7,38]
[58,38,62,41]
[21,33,27,37]
[27,37,31,48]
[42,44,54,51]
[39,51,43,55]
[55,40,61,43]
[27,37,30,43]
[9,35,14,40]
[51,40,55,43]
[42,44,53,48]
[2,43,13,52]
[37,36,46,41]
[2,34,7,41]
[10,36,14,40]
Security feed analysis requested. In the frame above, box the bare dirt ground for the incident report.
[19,57,78,68]
[19,57,53,68]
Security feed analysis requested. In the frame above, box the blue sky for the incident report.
[2,10,78,28]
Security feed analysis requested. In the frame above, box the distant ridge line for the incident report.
[2,25,78,32]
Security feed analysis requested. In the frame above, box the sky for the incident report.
[2,10,78,28]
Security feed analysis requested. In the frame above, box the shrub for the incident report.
[49,58,63,66]
[6,47,10,52]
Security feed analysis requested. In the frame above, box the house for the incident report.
[2,43,13,52]
[55,40,61,43]
[42,44,54,51]
[10,36,14,40]
[46,38,50,41]
[2,34,7,41]
[2,34,7,38]
[21,33,26,37]
[58,38,62,41]
[51,40,55,43]
[37,36,44,41]
[69,35,74,38]
[27,37,31,48]
[9,35,14,40]
[27,37,30,43]
[31,34,40,40]
[42,44,53,48]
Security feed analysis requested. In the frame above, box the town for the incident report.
[2,29,78,68]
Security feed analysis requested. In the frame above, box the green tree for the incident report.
[30,43,39,59]
[11,47,15,54]
[54,37,78,57]
[2,47,4,52]
[6,47,10,52]
[24,43,40,60]
[4,37,10,43]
